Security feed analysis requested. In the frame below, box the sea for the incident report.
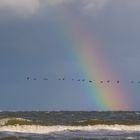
[0,111,140,140]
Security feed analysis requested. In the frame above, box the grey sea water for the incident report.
[0,111,140,140]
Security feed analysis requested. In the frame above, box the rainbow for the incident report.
[54,5,131,110]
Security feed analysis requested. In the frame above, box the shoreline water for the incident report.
[0,111,140,139]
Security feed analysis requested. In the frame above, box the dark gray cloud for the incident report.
[0,0,140,110]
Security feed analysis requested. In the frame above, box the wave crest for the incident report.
[0,125,140,134]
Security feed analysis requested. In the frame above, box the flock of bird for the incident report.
[26,77,140,84]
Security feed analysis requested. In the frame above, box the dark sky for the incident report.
[0,0,140,111]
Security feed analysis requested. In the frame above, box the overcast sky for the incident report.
[0,0,140,111]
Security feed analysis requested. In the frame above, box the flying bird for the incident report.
[27,77,30,80]
[107,80,110,83]
[43,78,48,80]
[117,80,120,84]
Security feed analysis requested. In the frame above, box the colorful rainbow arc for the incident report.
[53,5,131,110]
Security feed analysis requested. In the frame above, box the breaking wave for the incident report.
[0,125,140,134]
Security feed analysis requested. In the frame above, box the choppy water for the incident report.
[0,111,140,140]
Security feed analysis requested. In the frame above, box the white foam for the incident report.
[0,125,140,134]
[126,137,135,140]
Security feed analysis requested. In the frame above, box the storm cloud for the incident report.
[0,0,140,110]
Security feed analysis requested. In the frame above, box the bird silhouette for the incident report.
[27,77,30,80]
[117,80,120,83]
[107,80,110,83]
[43,78,48,80]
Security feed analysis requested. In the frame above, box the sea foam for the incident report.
[0,125,140,134]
